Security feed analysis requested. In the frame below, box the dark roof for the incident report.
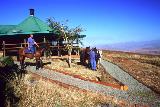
[78,35,86,38]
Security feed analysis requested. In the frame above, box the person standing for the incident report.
[27,34,39,54]
[89,48,96,71]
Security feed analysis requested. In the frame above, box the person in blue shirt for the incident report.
[27,34,39,54]
[89,48,96,71]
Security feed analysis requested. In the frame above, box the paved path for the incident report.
[101,60,160,106]
[16,60,160,106]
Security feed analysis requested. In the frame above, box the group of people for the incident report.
[26,34,102,71]
[80,47,102,71]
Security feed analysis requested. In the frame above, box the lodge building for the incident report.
[0,9,85,56]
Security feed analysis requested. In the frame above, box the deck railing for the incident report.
[1,41,80,57]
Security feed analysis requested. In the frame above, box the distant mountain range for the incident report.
[96,40,160,55]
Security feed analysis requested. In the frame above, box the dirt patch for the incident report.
[44,58,122,88]
[98,64,123,86]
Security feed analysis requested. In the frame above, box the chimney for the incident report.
[29,9,34,16]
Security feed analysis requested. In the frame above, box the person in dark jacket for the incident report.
[93,47,100,69]
[89,48,96,70]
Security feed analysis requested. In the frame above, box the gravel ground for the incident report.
[101,60,160,106]
[15,61,160,106]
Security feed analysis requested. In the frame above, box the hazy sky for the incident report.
[0,0,160,46]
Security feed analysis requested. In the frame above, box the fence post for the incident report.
[43,36,47,59]
[57,41,60,57]
[2,41,5,57]
[76,37,80,55]
[24,39,26,47]
[20,43,22,47]
[77,47,79,55]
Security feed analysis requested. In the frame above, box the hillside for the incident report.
[97,40,160,55]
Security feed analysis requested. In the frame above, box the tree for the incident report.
[47,18,85,67]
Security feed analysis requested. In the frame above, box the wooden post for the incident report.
[24,39,26,47]
[77,47,79,55]
[58,41,60,57]
[68,49,72,67]
[43,36,46,58]
[2,41,5,57]
[77,37,80,55]
[20,43,22,47]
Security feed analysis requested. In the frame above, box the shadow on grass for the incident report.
[24,61,51,67]
[0,64,27,107]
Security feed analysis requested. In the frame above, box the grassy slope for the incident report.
[11,73,122,107]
